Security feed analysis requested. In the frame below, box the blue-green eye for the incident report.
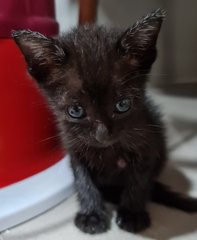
[67,105,85,118]
[115,99,131,113]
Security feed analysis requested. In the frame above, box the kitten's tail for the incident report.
[151,181,197,212]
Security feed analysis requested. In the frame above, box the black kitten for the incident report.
[12,9,197,234]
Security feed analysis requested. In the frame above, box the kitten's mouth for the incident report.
[92,138,117,148]
[79,136,118,148]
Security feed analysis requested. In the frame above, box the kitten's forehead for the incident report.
[65,68,113,100]
[67,25,118,58]
[62,26,119,82]
[64,69,133,107]
[66,68,82,90]
[61,26,139,99]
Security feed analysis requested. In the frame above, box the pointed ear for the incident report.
[12,30,65,82]
[118,9,165,66]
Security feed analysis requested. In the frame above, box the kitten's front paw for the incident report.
[116,208,151,233]
[74,212,109,234]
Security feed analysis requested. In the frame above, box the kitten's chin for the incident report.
[78,136,118,148]
[90,139,117,148]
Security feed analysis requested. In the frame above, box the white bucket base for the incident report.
[0,155,74,232]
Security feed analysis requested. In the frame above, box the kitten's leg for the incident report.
[116,189,151,233]
[116,163,151,232]
[72,159,109,234]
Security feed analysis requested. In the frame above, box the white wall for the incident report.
[55,0,78,32]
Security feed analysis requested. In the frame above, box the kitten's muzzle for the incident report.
[95,123,109,144]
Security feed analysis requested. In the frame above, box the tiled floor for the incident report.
[1,87,197,240]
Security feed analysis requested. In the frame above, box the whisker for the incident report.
[39,134,60,143]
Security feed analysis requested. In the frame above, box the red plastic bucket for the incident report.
[0,39,65,188]
[0,0,63,188]
[0,0,73,231]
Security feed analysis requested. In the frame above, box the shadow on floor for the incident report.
[141,163,197,240]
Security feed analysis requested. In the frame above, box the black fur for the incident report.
[12,9,197,235]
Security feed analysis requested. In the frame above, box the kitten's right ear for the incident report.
[117,9,165,67]
[12,30,65,83]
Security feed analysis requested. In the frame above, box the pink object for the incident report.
[0,0,59,38]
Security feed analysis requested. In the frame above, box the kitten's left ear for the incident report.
[118,9,165,65]
[12,30,65,82]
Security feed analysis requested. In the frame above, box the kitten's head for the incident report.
[12,9,165,149]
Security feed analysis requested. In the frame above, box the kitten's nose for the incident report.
[95,123,109,143]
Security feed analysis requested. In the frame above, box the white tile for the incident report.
[170,136,197,163]
[1,195,78,240]
[2,191,197,240]
[0,234,5,240]
[1,194,150,240]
